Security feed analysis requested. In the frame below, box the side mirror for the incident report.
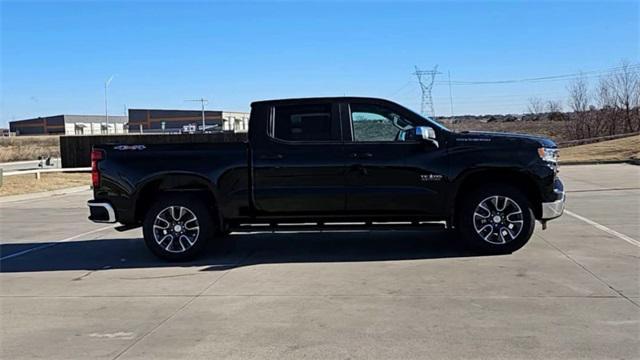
[410,126,439,148]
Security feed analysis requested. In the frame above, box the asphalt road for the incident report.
[1,164,638,359]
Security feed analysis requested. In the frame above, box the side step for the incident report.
[229,221,447,233]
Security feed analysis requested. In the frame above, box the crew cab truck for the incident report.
[88,97,565,260]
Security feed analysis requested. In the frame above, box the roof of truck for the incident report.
[251,96,395,106]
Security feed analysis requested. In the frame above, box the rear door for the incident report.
[252,102,346,215]
[342,101,448,214]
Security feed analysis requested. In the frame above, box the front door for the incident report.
[252,102,346,215]
[343,101,448,214]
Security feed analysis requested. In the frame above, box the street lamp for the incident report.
[185,98,209,133]
[104,75,114,134]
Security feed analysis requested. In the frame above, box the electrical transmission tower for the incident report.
[413,65,441,117]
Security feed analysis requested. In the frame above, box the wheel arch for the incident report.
[133,172,222,228]
[452,168,543,224]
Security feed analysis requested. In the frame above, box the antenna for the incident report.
[448,70,455,130]
[185,98,209,132]
[413,65,441,117]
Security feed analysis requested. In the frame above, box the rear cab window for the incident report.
[271,103,340,142]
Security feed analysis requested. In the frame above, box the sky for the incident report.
[1,0,638,127]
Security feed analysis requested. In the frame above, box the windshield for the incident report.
[403,106,450,132]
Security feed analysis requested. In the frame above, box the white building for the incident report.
[10,115,128,136]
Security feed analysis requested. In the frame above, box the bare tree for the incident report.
[546,100,562,113]
[594,61,640,135]
[560,60,639,140]
[610,60,640,133]
[567,73,591,138]
[546,100,564,121]
[596,75,619,135]
[527,97,545,116]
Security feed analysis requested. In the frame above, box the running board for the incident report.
[229,221,447,233]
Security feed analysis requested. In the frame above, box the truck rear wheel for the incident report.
[458,185,535,254]
[142,194,215,261]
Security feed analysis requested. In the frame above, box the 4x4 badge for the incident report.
[420,174,443,182]
[113,145,146,151]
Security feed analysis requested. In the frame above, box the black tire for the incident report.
[142,193,216,261]
[457,184,535,254]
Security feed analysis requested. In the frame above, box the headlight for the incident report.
[538,147,559,163]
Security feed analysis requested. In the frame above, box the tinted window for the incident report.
[350,104,414,142]
[273,104,336,141]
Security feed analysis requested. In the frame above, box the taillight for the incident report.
[91,149,105,188]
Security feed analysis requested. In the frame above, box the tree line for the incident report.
[527,61,639,140]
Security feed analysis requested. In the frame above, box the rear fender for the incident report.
[133,172,221,227]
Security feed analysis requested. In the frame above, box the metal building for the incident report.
[127,109,249,133]
[9,115,128,136]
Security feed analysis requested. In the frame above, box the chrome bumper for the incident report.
[541,184,565,220]
[88,201,116,223]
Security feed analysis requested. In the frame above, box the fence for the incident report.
[0,167,91,189]
[60,133,247,168]
[2,167,90,178]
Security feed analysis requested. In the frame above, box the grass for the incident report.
[0,136,60,162]
[560,135,640,163]
[0,172,90,197]
[444,119,571,142]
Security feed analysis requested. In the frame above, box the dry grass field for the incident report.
[444,119,571,142]
[560,135,640,163]
[0,172,89,197]
[0,136,60,162]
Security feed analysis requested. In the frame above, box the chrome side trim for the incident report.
[541,192,565,220]
[88,202,116,223]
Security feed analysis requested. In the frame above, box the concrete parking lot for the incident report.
[1,164,638,359]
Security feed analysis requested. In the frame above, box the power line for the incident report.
[435,64,640,86]
[390,63,640,116]
[393,88,568,102]
[388,80,414,97]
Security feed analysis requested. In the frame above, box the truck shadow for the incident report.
[0,230,497,273]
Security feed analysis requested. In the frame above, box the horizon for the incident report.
[1,1,638,127]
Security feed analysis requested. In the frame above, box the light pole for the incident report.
[104,75,114,134]
[448,70,455,131]
[185,98,209,132]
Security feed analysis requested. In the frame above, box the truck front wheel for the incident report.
[142,194,215,261]
[458,185,535,254]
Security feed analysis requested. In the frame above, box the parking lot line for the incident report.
[565,209,640,248]
[0,225,113,261]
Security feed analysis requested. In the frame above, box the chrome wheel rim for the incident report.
[473,195,524,245]
[152,206,200,253]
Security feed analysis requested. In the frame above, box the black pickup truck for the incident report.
[88,97,565,260]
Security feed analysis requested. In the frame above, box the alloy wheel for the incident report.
[152,206,200,253]
[472,195,524,244]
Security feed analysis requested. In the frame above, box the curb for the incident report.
[0,185,91,204]
[560,159,639,166]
